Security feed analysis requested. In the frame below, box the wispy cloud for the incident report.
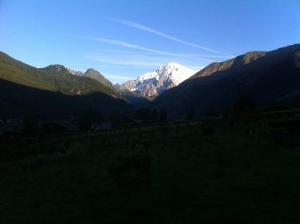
[85,55,163,67]
[80,35,228,82]
[85,51,206,83]
[99,49,230,59]
[106,74,135,80]
[85,49,214,68]
[86,37,194,57]
[104,73,137,84]
[82,36,227,61]
[107,18,231,55]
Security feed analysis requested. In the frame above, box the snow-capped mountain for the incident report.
[121,63,199,97]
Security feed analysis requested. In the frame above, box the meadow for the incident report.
[1,112,300,224]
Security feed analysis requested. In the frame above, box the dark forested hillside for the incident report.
[0,52,132,119]
[0,52,118,96]
[153,44,300,119]
[0,79,132,119]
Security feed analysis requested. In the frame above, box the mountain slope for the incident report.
[0,52,117,97]
[118,89,151,108]
[0,79,132,119]
[153,44,300,119]
[0,52,132,118]
[121,63,198,97]
[191,51,266,78]
[83,68,114,89]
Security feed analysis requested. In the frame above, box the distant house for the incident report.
[0,119,23,135]
[0,120,4,135]
[40,120,78,134]
[56,121,78,132]
[93,121,112,131]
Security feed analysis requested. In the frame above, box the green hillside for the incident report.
[0,52,117,97]
[1,116,300,223]
[83,68,114,89]
[0,52,133,119]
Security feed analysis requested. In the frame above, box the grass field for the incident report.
[1,117,300,223]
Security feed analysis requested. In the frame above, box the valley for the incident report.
[1,1,300,221]
[1,110,300,223]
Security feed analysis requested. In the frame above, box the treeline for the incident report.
[1,94,298,137]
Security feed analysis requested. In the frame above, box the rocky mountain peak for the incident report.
[44,64,69,73]
[121,63,198,98]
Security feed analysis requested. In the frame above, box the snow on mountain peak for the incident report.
[121,62,198,97]
[157,62,197,85]
[137,71,158,82]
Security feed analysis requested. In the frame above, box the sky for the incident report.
[0,0,299,83]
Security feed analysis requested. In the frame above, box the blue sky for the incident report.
[0,0,299,83]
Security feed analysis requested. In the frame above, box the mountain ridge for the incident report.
[191,51,267,79]
[0,51,117,97]
[1,44,300,120]
[83,68,114,89]
[153,44,300,119]
[0,51,133,118]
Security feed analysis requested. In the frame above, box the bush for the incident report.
[78,107,102,131]
[135,108,151,123]
[159,109,167,123]
[201,126,215,136]
[107,153,152,189]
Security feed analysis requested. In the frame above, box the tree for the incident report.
[159,109,167,123]
[233,96,256,114]
[78,108,102,131]
[109,109,128,128]
[134,108,151,123]
[226,96,256,124]
[206,110,218,117]
[23,112,38,135]
[186,107,195,120]
[151,109,158,123]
